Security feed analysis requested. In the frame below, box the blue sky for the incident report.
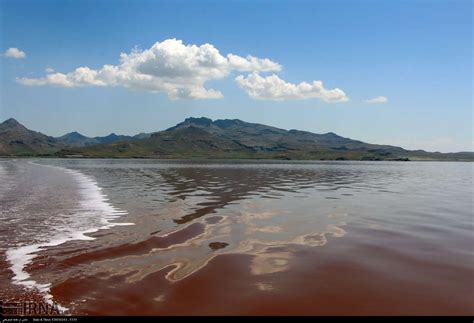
[0,0,472,152]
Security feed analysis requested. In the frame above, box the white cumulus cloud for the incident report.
[228,54,281,72]
[4,47,26,59]
[235,73,349,102]
[17,39,281,100]
[365,96,388,104]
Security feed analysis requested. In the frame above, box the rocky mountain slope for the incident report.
[1,117,472,160]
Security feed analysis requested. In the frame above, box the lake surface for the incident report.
[0,159,472,315]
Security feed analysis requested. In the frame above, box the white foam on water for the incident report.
[5,162,134,313]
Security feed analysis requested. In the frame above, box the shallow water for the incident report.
[0,159,472,315]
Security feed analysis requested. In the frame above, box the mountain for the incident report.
[56,131,96,147]
[56,131,134,147]
[0,118,136,155]
[94,133,134,144]
[55,117,473,161]
[0,118,59,156]
[1,117,472,160]
[133,132,153,140]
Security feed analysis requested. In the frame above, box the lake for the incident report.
[0,159,472,315]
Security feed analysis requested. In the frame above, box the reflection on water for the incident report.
[1,159,473,314]
[44,161,359,283]
[91,201,347,283]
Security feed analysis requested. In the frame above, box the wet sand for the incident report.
[0,255,45,306]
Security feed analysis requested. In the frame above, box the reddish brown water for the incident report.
[1,159,473,315]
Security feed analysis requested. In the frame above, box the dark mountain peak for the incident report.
[166,117,214,131]
[92,133,133,144]
[1,118,29,134]
[2,118,21,126]
[1,118,27,131]
[55,131,93,146]
[323,132,342,137]
[170,117,259,131]
[61,131,87,140]
[97,133,122,140]
[0,118,58,156]
[184,117,213,126]
[289,129,311,135]
[98,133,120,141]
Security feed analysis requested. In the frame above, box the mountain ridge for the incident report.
[0,117,472,161]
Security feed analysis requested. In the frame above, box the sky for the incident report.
[0,0,472,153]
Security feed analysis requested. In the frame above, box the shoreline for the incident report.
[2,156,474,162]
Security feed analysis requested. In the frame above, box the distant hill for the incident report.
[0,118,134,156]
[0,118,59,156]
[0,117,472,160]
[56,131,92,146]
[56,132,134,147]
[55,117,474,161]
